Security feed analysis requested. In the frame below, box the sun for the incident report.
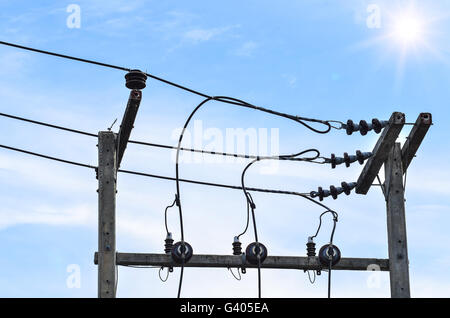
[392,12,425,46]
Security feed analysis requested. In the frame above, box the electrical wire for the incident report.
[309,209,338,298]
[159,267,170,282]
[0,141,314,197]
[239,149,321,298]
[306,270,316,284]
[172,93,331,298]
[164,195,178,235]
[228,267,242,281]
[0,111,329,163]
[0,41,338,134]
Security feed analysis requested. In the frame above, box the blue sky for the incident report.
[0,0,450,297]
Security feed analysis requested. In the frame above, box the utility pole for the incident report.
[97,69,146,298]
[385,143,410,297]
[97,131,117,298]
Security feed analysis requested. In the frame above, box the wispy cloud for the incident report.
[183,25,239,44]
[233,41,259,57]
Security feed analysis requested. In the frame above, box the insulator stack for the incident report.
[310,182,357,201]
[344,119,388,136]
[232,236,243,255]
[329,150,372,168]
[125,69,147,90]
[164,232,174,254]
[306,237,316,257]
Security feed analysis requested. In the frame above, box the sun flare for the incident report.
[392,12,424,46]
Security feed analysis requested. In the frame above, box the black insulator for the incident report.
[232,236,242,255]
[356,150,372,164]
[318,244,341,267]
[346,120,359,135]
[372,118,388,134]
[330,153,336,169]
[341,181,357,195]
[164,232,174,254]
[245,242,268,265]
[343,152,351,167]
[359,120,371,136]
[330,185,338,200]
[171,241,193,264]
[341,182,351,195]
[356,150,364,164]
[125,69,147,90]
[306,237,316,257]
[318,186,324,201]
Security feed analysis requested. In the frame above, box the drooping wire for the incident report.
[159,267,170,282]
[306,270,316,284]
[239,148,321,298]
[309,210,338,298]
[172,93,331,298]
[236,192,253,240]
[228,267,242,281]
[164,195,178,235]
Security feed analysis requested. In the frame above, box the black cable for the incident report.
[228,267,242,281]
[0,41,335,133]
[239,148,321,298]
[0,141,314,197]
[0,144,96,169]
[237,192,253,240]
[0,40,131,72]
[164,195,178,235]
[158,266,170,282]
[172,93,329,297]
[0,111,329,163]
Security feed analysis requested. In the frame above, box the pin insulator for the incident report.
[164,232,174,254]
[245,242,268,265]
[318,244,341,267]
[125,69,147,90]
[306,237,316,257]
[171,241,193,264]
[232,237,242,255]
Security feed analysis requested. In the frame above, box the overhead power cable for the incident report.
[0,41,336,134]
[0,112,328,163]
[0,143,312,197]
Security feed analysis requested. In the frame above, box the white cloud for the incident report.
[234,41,259,57]
[183,25,239,44]
[0,204,95,230]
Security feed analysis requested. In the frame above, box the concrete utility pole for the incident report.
[385,143,410,297]
[96,70,146,298]
[97,131,117,298]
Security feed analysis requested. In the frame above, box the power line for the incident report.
[0,143,312,197]
[0,112,328,163]
[0,41,335,134]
